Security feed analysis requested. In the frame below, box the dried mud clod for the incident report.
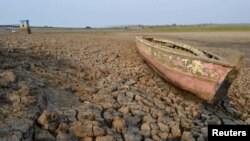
[0,70,16,87]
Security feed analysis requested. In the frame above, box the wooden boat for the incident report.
[135,36,244,101]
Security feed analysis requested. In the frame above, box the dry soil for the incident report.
[0,31,249,141]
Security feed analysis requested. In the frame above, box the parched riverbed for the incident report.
[0,31,249,141]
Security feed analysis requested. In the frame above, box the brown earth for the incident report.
[0,31,249,141]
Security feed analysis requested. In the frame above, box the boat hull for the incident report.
[136,37,232,101]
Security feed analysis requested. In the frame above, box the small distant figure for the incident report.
[20,20,31,34]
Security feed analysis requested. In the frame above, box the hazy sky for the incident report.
[1,0,249,27]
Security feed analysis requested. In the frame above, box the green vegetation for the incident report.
[143,25,250,32]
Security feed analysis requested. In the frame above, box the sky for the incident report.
[1,0,250,27]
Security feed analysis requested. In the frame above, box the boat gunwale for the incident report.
[136,36,236,68]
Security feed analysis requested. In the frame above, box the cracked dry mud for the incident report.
[0,31,249,141]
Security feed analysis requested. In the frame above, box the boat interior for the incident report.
[144,37,220,60]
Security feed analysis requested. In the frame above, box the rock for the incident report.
[240,113,248,121]
[180,119,191,130]
[93,125,106,136]
[118,106,129,114]
[201,127,208,138]
[150,123,159,136]
[49,122,59,133]
[112,116,126,133]
[131,109,145,117]
[192,111,199,117]
[127,126,139,134]
[6,83,35,107]
[151,127,159,135]
[101,101,113,109]
[149,108,161,119]
[0,89,4,98]
[81,137,93,141]
[11,102,24,112]
[70,122,93,137]
[71,83,85,92]
[77,103,103,121]
[37,110,57,129]
[192,120,202,128]
[238,98,245,106]
[103,109,113,126]
[153,98,165,109]
[124,115,141,126]
[21,94,36,105]
[141,122,151,137]
[207,115,221,125]
[141,122,151,131]
[142,106,150,113]
[152,135,161,141]
[35,129,55,141]
[171,126,181,138]
[126,91,135,98]
[222,119,238,125]
[223,103,237,115]
[143,115,156,123]
[4,117,34,135]
[147,79,155,87]
[201,114,210,120]
[157,122,169,132]
[79,94,92,102]
[0,70,16,87]
[141,99,154,107]
[123,131,141,141]
[191,127,201,138]
[15,105,39,119]
[6,92,21,103]
[56,131,77,141]
[117,94,128,105]
[63,109,77,122]
[158,132,168,139]
[144,138,154,141]
[84,85,98,94]
[125,80,136,86]
[0,131,22,141]
[181,131,195,141]
[134,95,142,101]
[57,123,70,132]
[97,88,112,95]
[96,136,114,141]
[112,133,123,141]
[244,118,250,124]
[215,111,228,119]
[196,134,205,141]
